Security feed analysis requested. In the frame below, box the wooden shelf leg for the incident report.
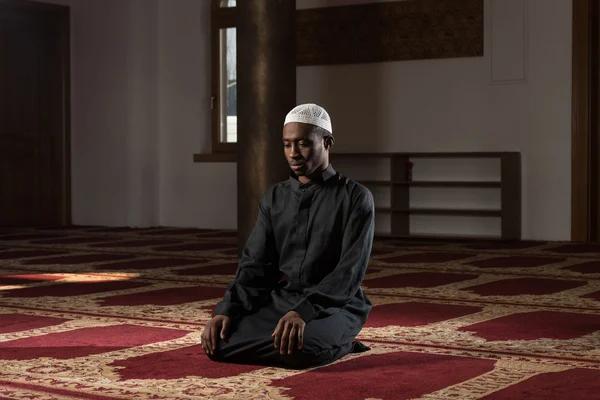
[501,153,521,240]
[390,155,410,236]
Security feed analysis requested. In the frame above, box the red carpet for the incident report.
[0,226,599,399]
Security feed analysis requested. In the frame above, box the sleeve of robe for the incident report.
[213,189,282,319]
[291,186,375,324]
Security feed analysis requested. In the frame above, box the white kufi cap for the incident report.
[284,103,332,135]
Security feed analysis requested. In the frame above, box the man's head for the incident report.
[282,104,335,181]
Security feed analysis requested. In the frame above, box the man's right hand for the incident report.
[201,315,230,356]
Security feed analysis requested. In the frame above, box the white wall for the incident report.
[296,0,572,240]
[157,0,237,229]
[40,0,572,240]
[42,0,238,229]
[43,0,162,227]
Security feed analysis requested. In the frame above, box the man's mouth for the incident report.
[290,163,303,170]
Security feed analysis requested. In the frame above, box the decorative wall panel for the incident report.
[296,0,484,65]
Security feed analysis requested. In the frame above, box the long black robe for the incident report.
[208,165,374,369]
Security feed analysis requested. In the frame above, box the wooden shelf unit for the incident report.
[331,152,521,240]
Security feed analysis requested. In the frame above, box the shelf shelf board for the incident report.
[375,232,503,241]
[375,207,502,217]
[396,181,501,188]
[360,180,393,186]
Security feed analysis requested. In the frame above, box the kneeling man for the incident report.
[201,103,374,369]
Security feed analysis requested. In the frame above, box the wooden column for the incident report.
[236,0,296,252]
[572,0,600,242]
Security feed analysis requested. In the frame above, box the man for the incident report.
[201,103,375,369]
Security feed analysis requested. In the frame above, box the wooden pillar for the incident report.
[572,0,600,242]
[236,0,296,252]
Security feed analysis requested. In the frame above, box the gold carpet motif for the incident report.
[0,227,599,399]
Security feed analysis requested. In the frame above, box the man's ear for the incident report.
[324,135,335,150]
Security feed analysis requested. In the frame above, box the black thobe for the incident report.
[208,165,374,369]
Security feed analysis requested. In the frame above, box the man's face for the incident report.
[282,122,331,178]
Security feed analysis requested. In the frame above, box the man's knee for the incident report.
[279,342,353,370]
[278,350,326,369]
[205,347,224,362]
[203,336,231,363]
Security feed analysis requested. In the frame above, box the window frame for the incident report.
[211,0,237,153]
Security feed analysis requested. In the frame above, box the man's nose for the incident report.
[289,144,300,158]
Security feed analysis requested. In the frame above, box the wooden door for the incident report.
[0,0,70,227]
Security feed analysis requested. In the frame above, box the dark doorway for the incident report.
[0,0,70,227]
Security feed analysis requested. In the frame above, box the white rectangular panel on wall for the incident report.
[491,0,527,83]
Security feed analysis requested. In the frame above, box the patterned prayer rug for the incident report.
[0,226,599,399]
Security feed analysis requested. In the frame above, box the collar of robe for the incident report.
[289,164,337,191]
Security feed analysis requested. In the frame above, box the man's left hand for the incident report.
[272,311,306,355]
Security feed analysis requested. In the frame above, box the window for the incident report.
[211,0,237,153]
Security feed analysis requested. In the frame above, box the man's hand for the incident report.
[201,315,230,356]
[272,311,306,355]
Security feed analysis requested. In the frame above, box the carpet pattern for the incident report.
[0,227,599,399]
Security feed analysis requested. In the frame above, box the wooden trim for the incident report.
[572,0,594,241]
[210,17,222,154]
[210,2,236,154]
[593,0,600,241]
[193,151,518,163]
